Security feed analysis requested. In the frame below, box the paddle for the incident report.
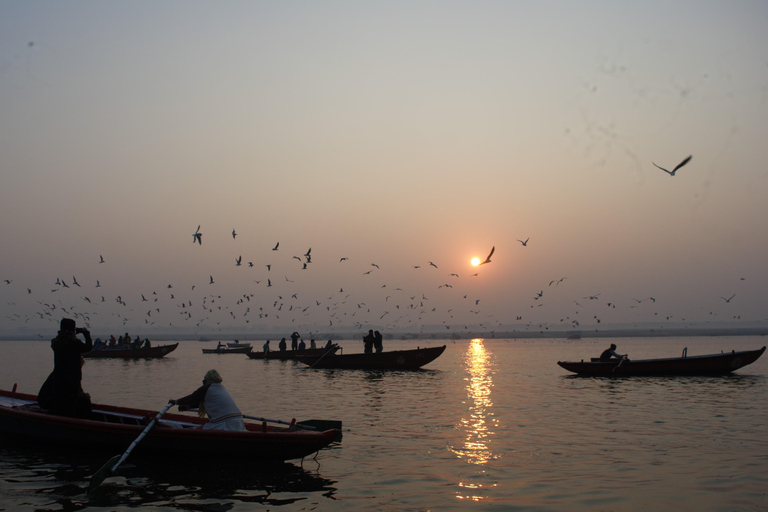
[310,343,340,369]
[88,401,174,494]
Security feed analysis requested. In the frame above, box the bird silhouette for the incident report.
[429,261,438,268]
[193,225,202,245]
[653,155,692,176]
[232,229,237,239]
[273,242,279,250]
[517,238,529,246]
[720,294,735,303]
[235,256,242,266]
[99,255,105,263]
[209,276,214,284]
[479,246,495,265]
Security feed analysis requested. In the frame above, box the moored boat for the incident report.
[0,389,339,461]
[247,348,326,361]
[83,343,179,359]
[295,345,446,370]
[557,346,766,377]
[227,341,252,349]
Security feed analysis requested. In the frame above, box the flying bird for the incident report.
[236,256,242,266]
[720,294,735,303]
[99,255,105,263]
[653,155,692,176]
[429,261,438,268]
[479,246,495,265]
[232,229,237,239]
[273,242,279,251]
[339,257,349,262]
[193,225,202,245]
[209,276,214,284]
[517,238,529,247]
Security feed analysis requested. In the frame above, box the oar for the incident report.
[242,414,342,431]
[88,401,174,494]
[310,343,339,369]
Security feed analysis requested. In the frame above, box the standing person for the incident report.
[37,318,93,418]
[290,332,299,351]
[298,339,306,351]
[599,343,626,361]
[373,330,383,353]
[172,369,246,431]
[310,339,317,349]
[278,338,287,352]
[363,329,374,354]
[263,340,270,353]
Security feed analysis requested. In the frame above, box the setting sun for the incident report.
[471,257,480,266]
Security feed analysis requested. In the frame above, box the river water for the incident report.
[1,336,766,511]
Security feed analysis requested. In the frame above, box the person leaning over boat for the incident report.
[171,369,246,431]
[37,318,93,418]
[599,343,627,362]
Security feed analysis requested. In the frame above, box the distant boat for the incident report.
[83,343,178,359]
[198,337,211,342]
[295,345,446,370]
[557,346,766,377]
[247,348,325,361]
[202,345,253,354]
[227,341,251,349]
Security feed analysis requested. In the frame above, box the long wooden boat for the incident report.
[202,345,253,354]
[0,389,339,461]
[557,346,766,377]
[227,341,251,349]
[83,343,179,359]
[295,345,446,370]
[247,348,326,361]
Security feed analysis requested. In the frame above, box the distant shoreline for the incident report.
[3,327,767,342]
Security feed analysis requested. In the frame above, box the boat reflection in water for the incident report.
[450,339,499,502]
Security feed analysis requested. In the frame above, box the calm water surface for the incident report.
[1,337,766,511]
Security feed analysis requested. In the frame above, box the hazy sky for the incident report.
[2,1,767,337]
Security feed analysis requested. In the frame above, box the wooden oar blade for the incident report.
[297,419,342,431]
[88,454,121,494]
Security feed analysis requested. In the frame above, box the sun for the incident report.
[471,257,480,266]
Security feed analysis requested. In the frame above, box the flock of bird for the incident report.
[4,155,750,338]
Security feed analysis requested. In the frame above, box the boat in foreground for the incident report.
[83,343,179,359]
[247,348,326,360]
[0,389,339,461]
[296,345,446,370]
[557,346,766,377]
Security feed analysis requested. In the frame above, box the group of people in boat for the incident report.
[38,318,245,431]
[262,332,323,353]
[92,332,151,350]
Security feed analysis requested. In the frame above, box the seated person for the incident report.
[599,343,626,362]
[172,369,246,431]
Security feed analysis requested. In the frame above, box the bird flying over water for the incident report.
[653,155,692,176]
[193,225,202,245]
[479,246,495,265]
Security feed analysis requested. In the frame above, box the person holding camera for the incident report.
[38,318,93,418]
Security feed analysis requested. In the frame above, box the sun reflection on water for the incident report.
[450,339,498,466]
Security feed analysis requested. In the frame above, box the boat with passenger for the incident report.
[84,343,179,359]
[557,346,766,377]
[0,388,340,461]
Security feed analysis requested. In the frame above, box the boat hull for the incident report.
[0,390,339,461]
[247,348,325,360]
[83,343,179,359]
[557,347,766,377]
[296,345,446,370]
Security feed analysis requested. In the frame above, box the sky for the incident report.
[2,1,767,338]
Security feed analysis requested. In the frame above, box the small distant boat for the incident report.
[198,337,211,342]
[227,341,251,349]
[296,345,446,370]
[247,348,325,361]
[202,345,253,354]
[83,343,179,359]
[557,346,766,377]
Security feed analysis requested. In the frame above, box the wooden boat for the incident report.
[202,345,253,354]
[295,345,446,370]
[83,343,179,359]
[557,346,766,377]
[227,341,251,349]
[247,348,326,361]
[0,389,339,461]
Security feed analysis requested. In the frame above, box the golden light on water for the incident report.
[450,338,497,466]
